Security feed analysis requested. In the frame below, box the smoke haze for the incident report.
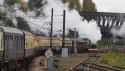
[0,0,102,44]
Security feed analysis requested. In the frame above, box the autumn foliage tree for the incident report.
[61,0,97,12]
[82,0,97,12]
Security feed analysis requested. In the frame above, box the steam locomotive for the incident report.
[88,44,100,57]
[0,26,89,71]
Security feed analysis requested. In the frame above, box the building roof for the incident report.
[0,26,23,34]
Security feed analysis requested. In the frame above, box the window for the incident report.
[5,35,9,40]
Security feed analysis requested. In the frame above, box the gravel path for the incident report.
[22,54,89,71]
[30,57,46,71]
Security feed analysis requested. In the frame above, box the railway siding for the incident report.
[67,54,124,71]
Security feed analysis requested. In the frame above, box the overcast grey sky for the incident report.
[93,0,125,13]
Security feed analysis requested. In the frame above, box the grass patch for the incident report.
[99,52,125,68]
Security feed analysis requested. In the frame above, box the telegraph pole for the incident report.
[62,10,68,57]
[62,10,66,48]
[50,8,53,49]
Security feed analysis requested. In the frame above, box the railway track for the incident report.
[80,63,122,71]
[67,54,99,71]
[67,54,123,71]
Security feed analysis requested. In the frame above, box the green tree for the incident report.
[5,0,21,6]
[61,0,67,3]
[61,0,82,11]
[82,0,97,12]
[0,13,6,21]
[5,0,28,11]
[17,17,31,32]
[20,2,28,12]
[5,19,16,27]
[28,0,47,10]
[33,30,47,36]
[28,0,47,16]
[75,0,82,11]
[68,0,75,9]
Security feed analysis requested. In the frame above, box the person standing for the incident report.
[45,48,54,69]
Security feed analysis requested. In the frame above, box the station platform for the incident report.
[29,54,89,71]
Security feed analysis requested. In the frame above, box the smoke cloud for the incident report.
[111,22,125,37]
[79,20,102,44]
[0,0,102,44]
[42,0,102,44]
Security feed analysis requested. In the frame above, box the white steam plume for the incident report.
[111,22,125,37]
[79,20,102,44]
[0,0,5,13]
[3,0,102,44]
[42,0,102,43]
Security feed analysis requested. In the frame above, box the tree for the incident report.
[75,0,82,11]
[20,2,28,12]
[61,0,82,11]
[5,19,16,27]
[61,0,67,3]
[0,13,6,21]
[5,0,21,6]
[17,17,31,32]
[5,0,28,11]
[67,29,79,38]
[68,0,75,9]
[82,0,97,12]
[33,30,47,36]
[28,0,47,16]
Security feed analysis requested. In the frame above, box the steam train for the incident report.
[0,26,91,71]
[88,44,100,57]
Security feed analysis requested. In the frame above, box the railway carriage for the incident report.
[23,31,35,57]
[34,37,73,55]
[65,38,72,48]
[0,26,25,61]
[0,25,91,71]
[0,26,25,71]
[34,37,49,55]
[34,36,39,49]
